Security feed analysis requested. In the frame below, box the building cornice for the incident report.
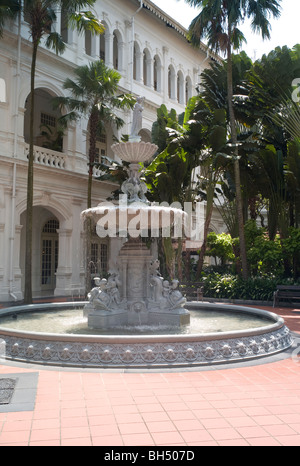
[142,0,187,37]
[135,0,221,62]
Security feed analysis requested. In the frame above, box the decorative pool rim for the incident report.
[0,302,293,368]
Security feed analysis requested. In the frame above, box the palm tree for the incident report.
[54,60,134,210]
[17,0,104,304]
[244,46,300,236]
[54,60,134,292]
[184,0,282,280]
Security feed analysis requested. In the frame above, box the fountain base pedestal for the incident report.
[148,309,190,327]
[87,308,128,329]
[86,305,190,330]
[83,238,190,329]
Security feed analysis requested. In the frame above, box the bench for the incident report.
[180,282,204,302]
[273,285,300,307]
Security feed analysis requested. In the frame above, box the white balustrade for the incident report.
[24,144,66,169]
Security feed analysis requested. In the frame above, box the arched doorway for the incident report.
[41,219,59,291]
[20,207,61,297]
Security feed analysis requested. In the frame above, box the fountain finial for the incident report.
[130,96,145,142]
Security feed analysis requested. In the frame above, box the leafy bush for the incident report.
[244,220,284,277]
[205,232,235,266]
[202,273,299,301]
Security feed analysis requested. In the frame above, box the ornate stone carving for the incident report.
[148,261,186,313]
[0,324,293,368]
[84,271,124,314]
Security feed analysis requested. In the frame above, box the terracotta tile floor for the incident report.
[0,305,299,446]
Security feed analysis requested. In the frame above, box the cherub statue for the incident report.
[168,279,186,309]
[88,277,111,311]
[106,270,122,306]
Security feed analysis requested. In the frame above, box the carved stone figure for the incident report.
[148,263,186,311]
[86,272,124,312]
[88,278,111,311]
[130,96,144,141]
[106,271,122,306]
[149,260,163,303]
[121,176,148,203]
[168,279,186,309]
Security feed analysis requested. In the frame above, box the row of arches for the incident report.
[85,23,194,106]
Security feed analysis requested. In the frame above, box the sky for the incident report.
[151,0,299,60]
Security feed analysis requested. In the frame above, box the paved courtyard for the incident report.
[0,305,299,446]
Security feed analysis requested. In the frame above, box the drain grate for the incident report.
[0,378,17,405]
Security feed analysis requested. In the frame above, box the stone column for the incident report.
[91,33,100,59]
[70,198,85,296]
[118,238,153,325]
[106,33,114,68]
[54,228,72,296]
[0,223,5,300]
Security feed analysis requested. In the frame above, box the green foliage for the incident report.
[202,273,298,302]
[205,232,235,265]
[281,227,300,279]
[243,220,284,276]
[151,104,182,154]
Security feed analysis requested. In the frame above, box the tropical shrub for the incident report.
[202,273,298,301]
[205,232,235,266]
[244,220,284,277]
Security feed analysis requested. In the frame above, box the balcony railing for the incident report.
[23,144,110,179]
[24,144,66,169]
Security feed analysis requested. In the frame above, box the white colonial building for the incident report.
[0,0,224,302]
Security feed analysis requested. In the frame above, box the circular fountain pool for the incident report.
[0,302,293,368]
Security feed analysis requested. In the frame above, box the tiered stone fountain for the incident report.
[0,97,293,369]
[81,97,190,329]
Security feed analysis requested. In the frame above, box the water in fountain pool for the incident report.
[0,307,272,336]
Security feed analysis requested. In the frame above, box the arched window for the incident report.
[168,65,176,100]
[143,48,151,87]
[113,30,123,71]
[177,70,184,104]
[60,9,69,43]
[113,31,119,70]
[100,31,105,61]
[85,30,92,56]
[42,219,59,233]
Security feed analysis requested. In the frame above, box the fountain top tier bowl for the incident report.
[111,141,158,164]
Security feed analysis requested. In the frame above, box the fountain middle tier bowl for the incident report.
[0,302,293,368]
[81,202,188,234]
[111,141,158,163]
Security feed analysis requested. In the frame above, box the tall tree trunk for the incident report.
[162,237,175,280]
[196,201,213,280]
[24,41,38,304]
[87,111,98,210]
[226,37,248,280]
[177,238,183,282]
[184,250,191,281]
[85,110,98,294]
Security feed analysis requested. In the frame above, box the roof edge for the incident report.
[140,0,221,61]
